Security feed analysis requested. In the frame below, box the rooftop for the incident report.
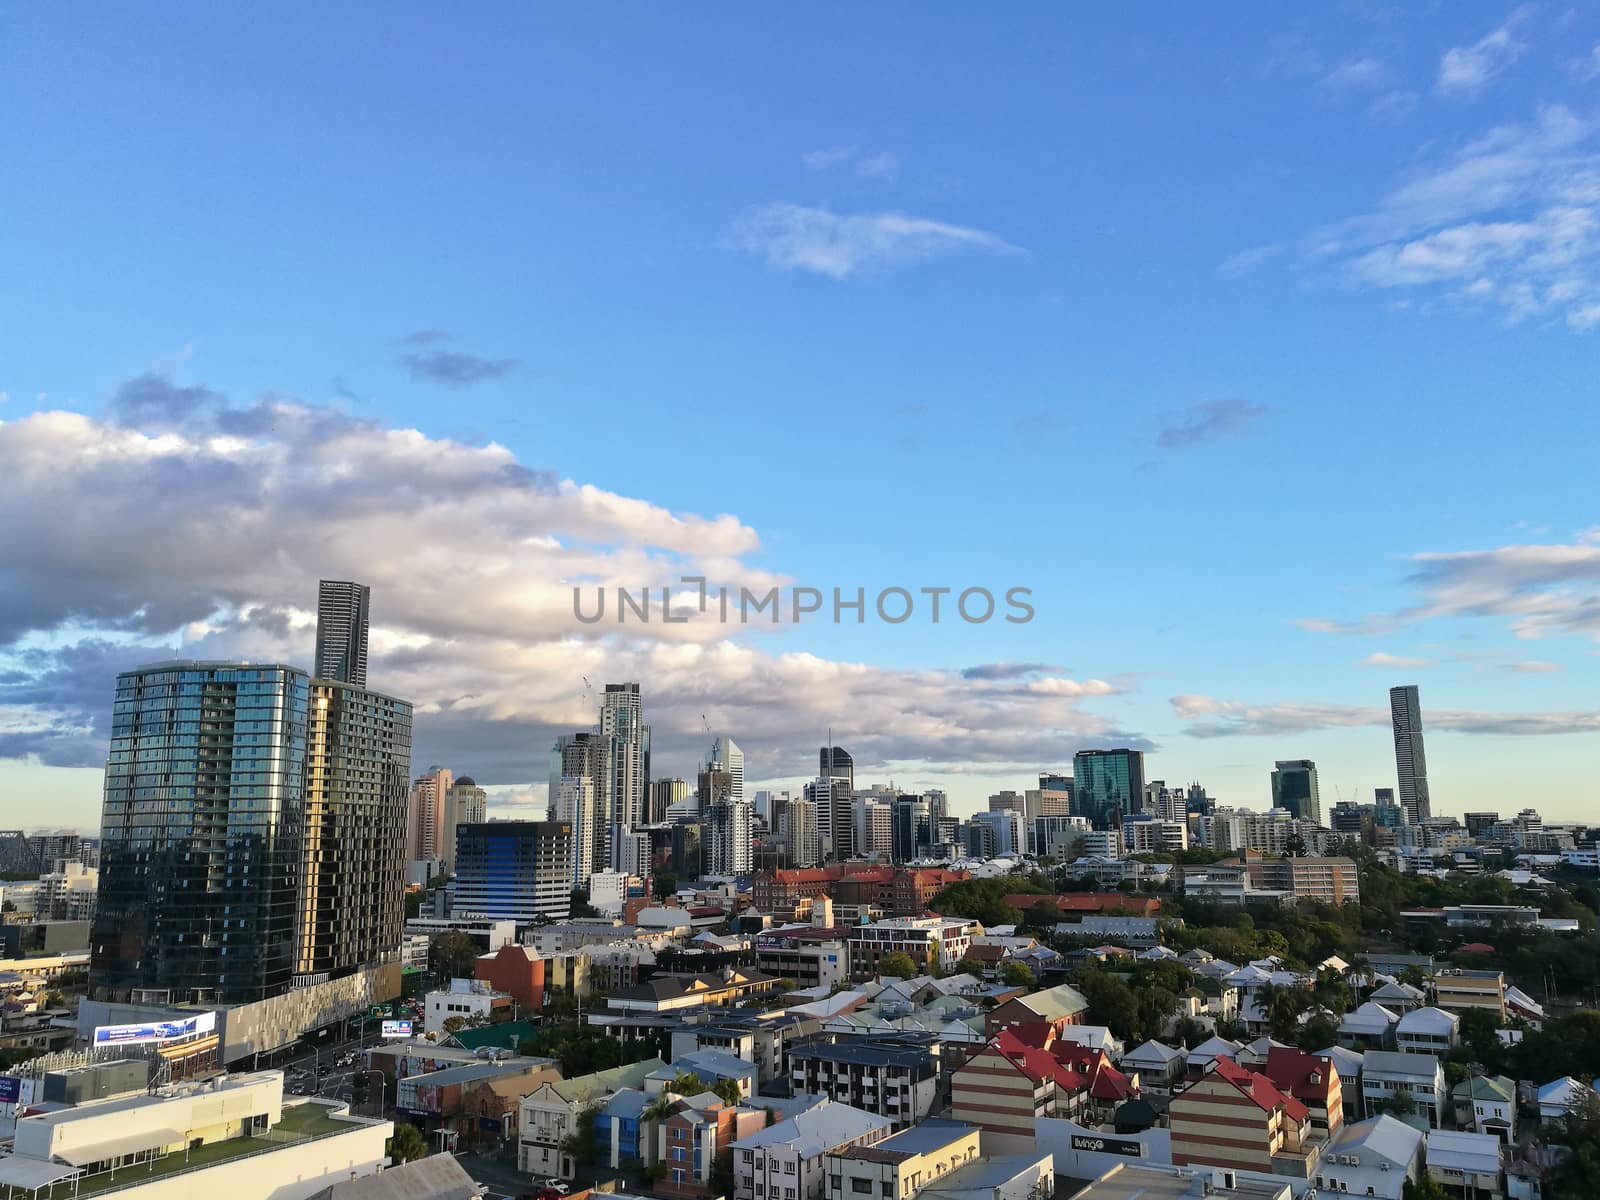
[838,1119,975,1162]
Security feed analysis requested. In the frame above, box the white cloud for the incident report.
[1302,533,1600,644]
[1323,57,1388,91]
[0,383,1133,790]
[1360,651,1432,668]
[1171,694,1600,738]
[802,146,902,181]
[1575,43,1600,82]
[724,204,1018,279]
[1501,660,1561,672]
[1437,10,1531,97]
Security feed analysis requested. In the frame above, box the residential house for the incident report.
[659,1091,768,1197]
[457,1069,560,1148]
[1432,969,1506,1020]
[1369,980,1427,1013]
[1504,986,1545,1028]
[597,1088,654,1170]
[1121,1040,1186,1092]
[1255,1046,1343,1139]
[731,1099,893,1200]
[1536,1076,1599,1122]
[950,1026,1136,1135]
[1184,1035,1242,1079]
[984,982,1089,1038]
[1452,1075,1516,1144]
[1169,1058,1320,1183]
[1338,1002,1400,1050]
[1425,1130,1504,1199]
[518,1056,666,1178]
[788,1035,941,1125]
[1361,1051,1446,1129]
[1314,1045,1366,1122]
[648,1050,759,1101]
[1314,1114,1425,1200]
[822,1120,981,1200]
[1396,1007,1460,1055]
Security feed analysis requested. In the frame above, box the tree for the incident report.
[999,961,1036,989]
[711,1078,743,1107]
[442,1016,468,1034]
[389,1123,428,1163]
[570,888,600,918]
[1402,1175,1451,1200]
[562,1104,601,1169]
[1551,1090,1600,1198]
[1375,1087,1417,1117]
[428,930,478,980]
[1172,1016,1208,1049]
[654,871,679,901]
[878,952,918,980]
[956,957,986,977]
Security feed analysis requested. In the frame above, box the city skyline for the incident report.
[5,7,1600,828]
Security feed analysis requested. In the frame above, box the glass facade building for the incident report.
[452,821,573,923]
[92,663,311,1005]
[90,661,412,1006]
[1071,748,1146,831]
[1270,759,1322,824]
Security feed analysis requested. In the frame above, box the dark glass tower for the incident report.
[1071,748,1146,831]
[1270,759,1321,823]
[314,580,371,687]
[91,663,311,1005]
[1390,684,1431,823]
[90,661,412,1006]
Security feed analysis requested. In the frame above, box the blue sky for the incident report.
[3,4,1599,828]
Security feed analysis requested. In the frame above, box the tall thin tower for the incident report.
[1389,684,1431,823]
[315,580,371,686]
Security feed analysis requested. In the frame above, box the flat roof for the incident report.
[57,1127,186,1166]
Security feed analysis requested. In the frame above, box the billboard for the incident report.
[93,1011,217,1047]
[0,1077,19,1104]
[381,1019,414,1039]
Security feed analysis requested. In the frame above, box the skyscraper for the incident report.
[452,821,572,922]
[551,776,597,887]
[784,797,820,867]
[441,776,487,874]
[708,736,744,803]
[407,765,454,862]
[551,731,613,881]
[649,778,690,824]
[90,658,412,1005]
[1270,760,1321,824]
[1072,748,1146,831]
[601,683,650,861]
[705,797,753,876]
[1390,685,1431,823]
[297,678,412,980]
[314,579,371,687]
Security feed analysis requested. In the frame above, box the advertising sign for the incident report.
[0,1077,19,1104]
[1069,1134,1142,1157]
[381,1019,414,1039]
[93,1011,217,1047]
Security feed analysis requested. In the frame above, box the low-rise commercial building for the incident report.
[822,1120,980,1200]
[1432,969,1507,1020]
[731,1099,893,1200]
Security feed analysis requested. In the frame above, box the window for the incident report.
[785,1163,796,1174]
[852,1180,873,1194]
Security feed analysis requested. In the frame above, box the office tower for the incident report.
[441,776,487,874]
[820,746,854,793]
[987,791,1026,815]
[91,658,412,1005]
[1390,685,1431,823]
[1072,749,1146,831]
[1031,814,1086,860]
[755,788,792,834]
[1329,802,1369,836]
[1373,788,1405,828]
[923,789,949,829]
[1186,782,1213,817]
[892,795,929,863]
[552,776,598,887]
[616,829,651,879]
[806,775,852,862]
[708,736,744,803]
[964,820,996,859]
[784,797,820,868]
[314,580,371,687]
[1144,781,1188,823]
[1036,775,1074,817]
[452,821,572,922]
[670,822,705,878]
[650,778,690,824]
[971,809,1021,857]
[407,766,454,862]
[854,797,893,860]
[1270,760,1322,824]
[706,798,753,875]
[1464,811,1500,837]
[698,765,732,809]
[602,683,650,862]
[296,678,412,979]
[551,731,614,878]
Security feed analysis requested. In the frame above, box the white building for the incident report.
[1120,818,1188,854]
[424,978,509,1035]
[1314,1115,1424,1200]
[0,1073,390,1200]
[1425,1131,1504,1198]
[1362,1051,1446,1128]
[732,1099,893,1200]
[37,860,98,921]
[1395,1007,1459,1055]
[708,799,755,875]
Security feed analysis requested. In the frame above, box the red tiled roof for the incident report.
[1210,1056,1309,1123]
[1457,942,1496,954]
[988,1026,1136,1100]
[1258,1046,1338,1109]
